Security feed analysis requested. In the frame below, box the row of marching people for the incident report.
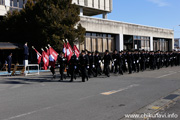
[57,49,180,82]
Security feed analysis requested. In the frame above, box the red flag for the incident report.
[46,48,50,56]
[33,48,42,64]
[73,45,80,58]
[42,51,49,70]
[49,47,58,62]
[66,42,73,61]
[63,43,67,57]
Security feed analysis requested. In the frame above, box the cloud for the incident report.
[148,0,169,7]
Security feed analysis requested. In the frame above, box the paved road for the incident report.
[0,66,180,120]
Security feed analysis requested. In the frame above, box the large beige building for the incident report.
[72,0,174,52]
[0,0,174,52]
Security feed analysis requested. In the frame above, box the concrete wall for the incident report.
[80,16,173,39]
[80,16,174,51]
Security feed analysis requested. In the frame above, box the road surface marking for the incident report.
[10,85,23,89]
[2,106,53,120]
[156,72,177,78]
[101,84,139,95]
[152,106,160,110]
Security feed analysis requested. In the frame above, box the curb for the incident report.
[121,89,180,120]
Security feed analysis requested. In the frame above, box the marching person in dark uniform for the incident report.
[164,51,170,67]
[145,51,150,69]
[112,49,119,74]
[140,50,146,72]
[178,51,180,66]
[122,51,128,72]
[156,51,161,69]
[79,50,89,82]
[131,51,137,73]
[69,51,77,82]
[87,51,95,77]
[94,50,102,77]
[103,50,112,77]
[58,52,67,81]
[127,51,133,74]
[134,50,140,73]
[7,53,12,73]
[170,51,174,67]
[118,51,123,75]
[160,51,165,68]
[149,51,156,70]
[174,51,178,66]
[23,42,29,60]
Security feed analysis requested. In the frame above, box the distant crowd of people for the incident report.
[56,49,180,82]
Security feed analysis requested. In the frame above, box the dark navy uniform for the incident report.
[140,52,146,71]
[7,53,12,73]
[58,55,67,81]
[112,50,119,73]
[118,52,123,75]
[79,52,89,82]
[127,52,133,74]
[94,51,102,77]
[69,54,77,82]
[103,50,112,77]
[24,44,29,60]
[150,52,156,70]
[134,52,140,72]
[87,52,95,77]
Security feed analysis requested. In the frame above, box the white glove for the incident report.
[99,60,101,63]
[58,65,60,68]
[112,62,114,66]
[92,65,95,68]
[114,59,116,62]
[133,61,135,64]
[137,60,139,63]
[87,66,89,69]
[74,66,77,69]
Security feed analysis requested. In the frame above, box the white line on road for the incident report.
[101,84,139,95]
[2,106,53,120]
[10,85,23,89]
[156,72,177,78]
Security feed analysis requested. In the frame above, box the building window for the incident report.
[82,32,115,53]
[97,38,103,52]
[132,35,150,51]
[85,37,91,51]
[92,37,96,51]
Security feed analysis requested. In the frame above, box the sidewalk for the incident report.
[152,99,180,120]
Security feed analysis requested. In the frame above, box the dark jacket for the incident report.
[103,54,112,65]
[24,45,29,55]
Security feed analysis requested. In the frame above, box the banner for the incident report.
[33,48,42,64]
[42,51,49,70]
[66,42,73,61]
[73,45,80,58]
[49,47,58,62]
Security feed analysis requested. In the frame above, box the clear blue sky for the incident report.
[95,0,180,38]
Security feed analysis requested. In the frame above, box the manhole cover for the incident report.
[163,94,179,100]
